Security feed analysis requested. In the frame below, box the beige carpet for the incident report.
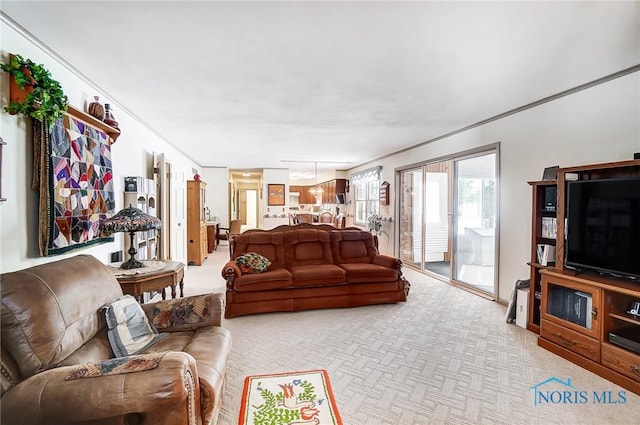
[183,246,640,425]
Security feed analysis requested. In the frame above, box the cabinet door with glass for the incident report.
[541,273,601,339]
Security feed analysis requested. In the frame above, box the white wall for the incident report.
[346,72,640,303]
[0,22,200,272]
[201,166,229,227]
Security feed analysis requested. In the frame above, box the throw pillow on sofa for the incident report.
[65,351,167,380]
[151,294,213,330]
[103,295,167,357]
[236,252,271,274]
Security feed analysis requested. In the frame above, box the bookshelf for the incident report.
[123,178,158,261]
[527,180,557,334]
[528,159,640,395]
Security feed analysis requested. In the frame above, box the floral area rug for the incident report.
[239,369,343,425]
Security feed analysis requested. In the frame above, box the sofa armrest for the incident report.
[372,254,400,269]
[0,352,199,425]
[222,261,242,289]
[142,293,225,331]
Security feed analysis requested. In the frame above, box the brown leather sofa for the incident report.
[223,224,410,318]
[1,255,232,425]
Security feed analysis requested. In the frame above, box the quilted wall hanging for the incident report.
[34,107,117,256]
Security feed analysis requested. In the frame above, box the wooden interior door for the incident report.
[173,168,187,264]
[157,153,172,260]
[238,190,248,225]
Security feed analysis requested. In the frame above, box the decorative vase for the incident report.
[88,96,105,120]
[194,173,201,181]
[103,103,120,129]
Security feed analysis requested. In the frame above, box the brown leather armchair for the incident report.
[1,255,232,425]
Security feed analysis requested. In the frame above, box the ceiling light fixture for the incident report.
[308,162,324,196]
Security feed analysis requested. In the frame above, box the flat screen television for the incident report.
[336,193,346,204]
[565,177,640,280]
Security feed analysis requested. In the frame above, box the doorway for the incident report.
[156,153,181,262]
[398,161,453,279]
[238,189,258,229]
[424,161,452,278]
[398,147,498,297]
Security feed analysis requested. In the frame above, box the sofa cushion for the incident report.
[236,252,271,273]
[233,268,293,292]
[142,326,232,424]
[339,263,398,283]
[104,295,167,357]
[284,229,334,267]
[330,230,378,264]
[290,264,346,287]
[233,232,286,269]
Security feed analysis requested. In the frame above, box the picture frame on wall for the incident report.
[268,184,285,206]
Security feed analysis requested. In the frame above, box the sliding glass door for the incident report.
[398,149,498,297]
[452,153,497,294]
[424,162,451,278]
[399,168,422,269]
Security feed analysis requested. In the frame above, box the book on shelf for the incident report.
[574,291,592,329]
[541,217,557,239]
[537,244,556,266]
[148,240,157,260]
[548,286,593,329]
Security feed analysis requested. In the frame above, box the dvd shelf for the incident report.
[540,217,557,239]
[536,244,556,266]
[529,159,640,396]
[527,180,558,333]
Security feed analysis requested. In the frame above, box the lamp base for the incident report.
[120,230,144,269]
[120,257,144,269]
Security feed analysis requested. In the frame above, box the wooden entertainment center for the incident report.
[528,159,640,395]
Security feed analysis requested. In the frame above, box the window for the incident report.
[353,177,380,225]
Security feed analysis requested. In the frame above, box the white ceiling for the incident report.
[2,1,638,179]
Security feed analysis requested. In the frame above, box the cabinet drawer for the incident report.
[541,319,600,362]
[601,343,640,383]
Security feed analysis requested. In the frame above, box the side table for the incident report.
[109,261,185,303]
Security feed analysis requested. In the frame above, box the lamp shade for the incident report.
[100,205,162,235]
